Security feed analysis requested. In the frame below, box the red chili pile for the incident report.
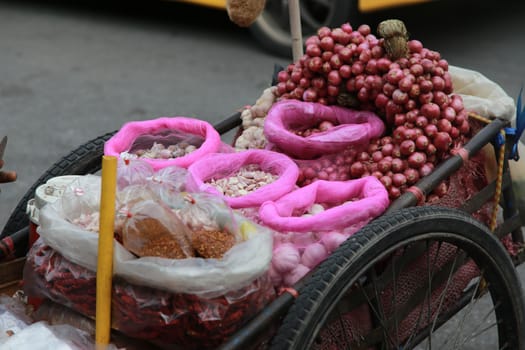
[276,20,472,201]
[24,243,275,349]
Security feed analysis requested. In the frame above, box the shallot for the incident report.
[271,20,472,201]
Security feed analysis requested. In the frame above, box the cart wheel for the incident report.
[270,206,525,350]
[0,131,116,238]
[249,0,357,58]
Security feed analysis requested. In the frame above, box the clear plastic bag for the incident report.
[23,241,275,349]
[122,199,194,259]
[186,149,299,209]
[58,175,102,231]
[264,99,385,159]
[116,157,155,190]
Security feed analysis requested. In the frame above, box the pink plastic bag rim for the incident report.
[188,149,300,209]
[104,116,221,170]
[258,177,389,232]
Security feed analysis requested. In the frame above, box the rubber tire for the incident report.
[270,206,525,349]
[0,131,116,238]
[0,111,244,242]
[249,0,357,58]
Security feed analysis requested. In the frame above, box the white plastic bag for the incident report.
[37,176,274,298]
[449,65,516,121]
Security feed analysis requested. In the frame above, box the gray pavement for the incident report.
[1,0,525,227]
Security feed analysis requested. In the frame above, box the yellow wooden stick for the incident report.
[96,155,118,349]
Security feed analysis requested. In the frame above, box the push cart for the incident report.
[0,103,524,349]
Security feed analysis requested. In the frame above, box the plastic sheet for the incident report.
[1,321,119,350]
[0,295,32,342]
[449,65,516,121]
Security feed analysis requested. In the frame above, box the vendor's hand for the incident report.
[0,159,17,184]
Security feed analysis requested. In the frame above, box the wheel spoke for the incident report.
[449,270,485,348]
[392,252,400,348]
[426,240,432,350]
[421,247,465,350]
[457,294,502,348]
[271,207,525,350]
[405,241,444,350]
[370,269,392,348]
[429,246,460,335]
[358,279,398,348]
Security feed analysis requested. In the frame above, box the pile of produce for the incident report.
[20,17,514,350]
[206,164,279,197]
[269,19,473,200]
[23,175,276,350]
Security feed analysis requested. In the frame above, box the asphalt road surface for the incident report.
[1,0,524,226]
[0,0,524,346]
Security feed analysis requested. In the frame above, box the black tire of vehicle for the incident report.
[0,131,116,238]
[249,0,358,58]
[270,206,525,350]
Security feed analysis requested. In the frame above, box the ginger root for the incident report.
[226,0,266,27]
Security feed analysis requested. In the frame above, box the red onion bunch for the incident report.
[275,21,473,201]
[275,23,378,106]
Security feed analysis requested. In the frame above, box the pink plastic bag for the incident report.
[264,99,385,159]
[104,117,223,170]
[259,178,389,287]
[186,149,299,209]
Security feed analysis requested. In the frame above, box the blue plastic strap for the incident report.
[499,89,524,161]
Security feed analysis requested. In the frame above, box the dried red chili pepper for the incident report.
[24,242,276,349]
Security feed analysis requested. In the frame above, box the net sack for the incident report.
[186,149,299,210]
[104,117,225,170]
[264,99,385,159]
[259,177,389,287]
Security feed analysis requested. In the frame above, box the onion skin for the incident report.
[301,243,329,268]
[408,152,427,169]
[322,232,348,252]
[434,132,452,152]
[273,243,301,273]
[284,264,311,287]
[404,168,420,184]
